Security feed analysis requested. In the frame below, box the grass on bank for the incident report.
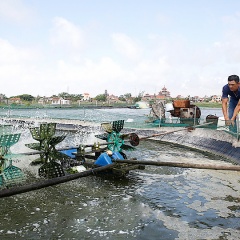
[194,102,222,108]
[0,101,222,109]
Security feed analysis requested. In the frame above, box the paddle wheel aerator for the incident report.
[26,123,68,178]
[95,120,140,159]
[0,129,25,187]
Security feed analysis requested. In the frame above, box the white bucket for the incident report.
[217,116,225,129]
[165,103,174,112]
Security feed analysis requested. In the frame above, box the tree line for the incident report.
[4,91,144,103]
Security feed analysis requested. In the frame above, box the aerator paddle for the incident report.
[95,120,136,158]
[26,123,68,178]
[0,133,25,187]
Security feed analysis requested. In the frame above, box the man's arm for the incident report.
[222,98,229,120]
[231,100,240,121]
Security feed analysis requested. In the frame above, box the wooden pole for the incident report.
[139,128,190,140]
[112,159,240,171]
[0,164,115,198]
[139,121,214,141]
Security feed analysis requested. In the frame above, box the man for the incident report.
[222,75,240,125]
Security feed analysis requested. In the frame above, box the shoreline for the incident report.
[0,105,134,110]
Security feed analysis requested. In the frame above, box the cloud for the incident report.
[0,38,39,63]
[50,17,84,50]
[155,13,171,26]
[3,6,240,99]
[0,0,34,23]
[217,12,240,63]
[111,33,142,60]
[50,57,125,94]
[0,38,43,97]
[222,11,240,26]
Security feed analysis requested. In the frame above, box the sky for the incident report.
[1,0,240,98]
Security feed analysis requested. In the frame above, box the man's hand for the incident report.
[225,120,231,126]
[225,120,235,126]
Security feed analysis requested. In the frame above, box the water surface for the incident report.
[0,108,239,239]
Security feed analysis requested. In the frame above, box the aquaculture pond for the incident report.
[0,107,239,239]
[0,142,239,239]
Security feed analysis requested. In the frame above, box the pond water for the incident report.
[0,106,223,129]
[0,140,240,239]
[0,107,239,239]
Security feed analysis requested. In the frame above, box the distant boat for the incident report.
[135,101,149,109]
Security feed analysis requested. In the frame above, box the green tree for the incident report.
[124,93,132,99]
[0,94,7,99]
[118,95,126,101]
[94,94,107,101]
[133,91,144,103]
[71,94,83,102]
[58,92,71,99]
[13,94,35,101]
[121,93,132,103]
[58,92,83,102]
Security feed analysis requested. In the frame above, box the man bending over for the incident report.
[222,75,240,125]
